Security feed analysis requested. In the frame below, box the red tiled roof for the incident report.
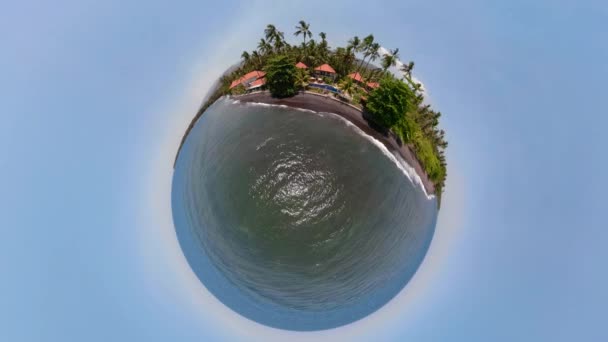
[230,79,242,89]
[314,64,336,73]
[295,62,308,69]
[348,72,365,82]
[229,70,266,89]
[366,82,380,89]
[248,77,266,88]
[242,70,265,80]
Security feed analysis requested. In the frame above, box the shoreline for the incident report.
[233,91,435,196]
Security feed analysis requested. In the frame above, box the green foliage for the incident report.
[393,114,445,189]
[307,86,324,94]
[295,67,309,88]
[264,55,297,98]
[339,78,354,95]
[366,75,447,196]
[366,77,415,128]
[230,84,246,95]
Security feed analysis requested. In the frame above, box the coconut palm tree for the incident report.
[331,47,353,77]
[257,38,272,55]
[347,36,361,51]
[250,50,262,69]
[347,36,361,56]
[364,42,381,79]
[294,20,312,62]
[295,67,310,88]
[400,61,415,78]
[264,24,285,52]
[264,24,278,42]
[319,32,327,43]
[294,20,312,47]
[347,36,364,75]
[318,32,330,61]
[355,34,374,74]
[340,77,355,96]
[381,48,400,74]
[241,51,250,64]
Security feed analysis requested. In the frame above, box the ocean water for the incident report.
[171,98,438,331]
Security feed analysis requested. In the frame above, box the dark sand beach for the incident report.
[233,91,435,195]
[174,91,434,195]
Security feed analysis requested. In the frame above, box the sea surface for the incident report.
[171,98,438,331]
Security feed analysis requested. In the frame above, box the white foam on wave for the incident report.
[228,97,317,114]
[320,112,434,200]
[255,137,274,151]
[226,99,434,200]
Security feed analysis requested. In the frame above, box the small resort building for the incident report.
[246,77,266,92]
[295,62,308,69]
[314,64,336,81]
[366,82,379,90]
[348,72,380,92]
[230,70,266,90]
[347,72,365,83]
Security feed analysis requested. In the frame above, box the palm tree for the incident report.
[307,39,317,58]
[294,20,312,47]
[294,20,312,62]
[400,61,415,78]
[295,67,310,88]
[306,53,320,73]
[355,34,374,75]
[241,51,250,65]
[331,47,353,77]
[257,38,272,55]
[347,36,363,75]
[340,77,355,96]
[265,24,285,52]
[250,50,262,69]
[364,43,381,79]
[381,48,400,74]
[347,36,361,51]
[264,24,278,42]
[318,32,329,61]
[319,32,327,42]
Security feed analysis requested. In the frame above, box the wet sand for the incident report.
[234,91,435,195]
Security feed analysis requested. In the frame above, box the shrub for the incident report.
[231,84,246,95]
[365,76,415,128]
[264,55,297,98]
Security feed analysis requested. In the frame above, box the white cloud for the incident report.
[378,46,426,95]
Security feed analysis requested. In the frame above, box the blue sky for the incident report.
[1,0,607,340]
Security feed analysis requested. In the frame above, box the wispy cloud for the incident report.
[378,46,426,94]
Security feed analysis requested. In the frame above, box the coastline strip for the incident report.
[233,91,435,196]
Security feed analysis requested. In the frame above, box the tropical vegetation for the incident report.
[264,55,297,98]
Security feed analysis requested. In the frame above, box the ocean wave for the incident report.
[236,100,318,114]
[319,112,435,200]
